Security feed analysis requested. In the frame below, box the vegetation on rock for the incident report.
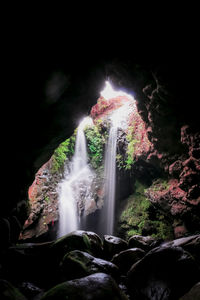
[118,181,174,240]
[50,132,76,174]
[84,120,108,169]
[145,178,170,192]
[124,125,139,170]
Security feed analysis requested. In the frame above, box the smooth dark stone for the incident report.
[127,246,200,300]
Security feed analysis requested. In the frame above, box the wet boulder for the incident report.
[1,241,56,288]
[128,235,161,252]
[180,282,200,300]
[41,273,128,300]
[51,230,103,260]
[127,246,200,300]
[18,282,43,299]
[60,250,119,280]
[111,248,145,274]
[103,235,128,259]
[0,279,27,300]
[163,234,200,266]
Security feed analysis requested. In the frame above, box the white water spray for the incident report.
[58,117,94,237]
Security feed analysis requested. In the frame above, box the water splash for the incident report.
[58,116,94,237]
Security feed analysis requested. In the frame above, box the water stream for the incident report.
[58,117,93,237]
[102,101,135,235]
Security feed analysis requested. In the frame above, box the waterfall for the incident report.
[58,117,93,237]
[103,125,118,235]
[102,101,135,235]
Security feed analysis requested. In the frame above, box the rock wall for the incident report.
[20,93,155,240]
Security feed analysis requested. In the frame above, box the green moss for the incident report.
[147,178,170,192]
[84,122,108,169]
[50,132,76,174]
[82,234,91,250]
[119,181,173,240]
[124,126,138,170]
[116,125,138,170]
[44,196,50,203]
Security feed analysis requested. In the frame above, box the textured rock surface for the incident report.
[145,126,200,237]
[180,282,200,300]
[20,158,60,241]
[111,248,145,274]
[128,235,160,252]
[51,230,103,259]
[1,230,200,300]
[60,250,119,280]
[127,245,200,300]
[0,279,27,300]
[40,273,128,300]
[103,235,128,259]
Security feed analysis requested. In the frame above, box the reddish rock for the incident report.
[169,160,183,177]
[174,225,188,238]
[90,96,129,120]
[20,157,59,241]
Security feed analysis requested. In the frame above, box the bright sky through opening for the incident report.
[100,81,134,101]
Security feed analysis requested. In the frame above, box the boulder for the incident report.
[103,235,128,259]
[127,246,200,300]
[51,231,103,261]
[60,250,119,280]
[128,235,160,251]
[162,234,200,266]
[111,248,145,274]
[0,279,27,300]
[18,282,43,299]
[41,273,128,300]
[180,282,200,300]
[1,241,55,287]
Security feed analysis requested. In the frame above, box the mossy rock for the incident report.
[41,273,128,300]
[60,250,119,280]
[0,280,27,300]
[50,133,76,174]
[118,181,174,240]
[51,230,103,260]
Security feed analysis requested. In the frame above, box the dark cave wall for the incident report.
[2,56,200,239]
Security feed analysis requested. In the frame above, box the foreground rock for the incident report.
[180,282,200,300]
[60,250,119,280]
[127,246,200,300]
[111,248,145,274]
[163,234,200,265]
[103,235,128,259]
[0,279,27,300]
[128,235,161,252]
[51,230,103,260]
[41,273,128,300]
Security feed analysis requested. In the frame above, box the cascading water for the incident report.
[102,99,135,235]
[58,117,94,237]
[103,125,118,235]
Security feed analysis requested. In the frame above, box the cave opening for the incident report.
[1,59,200,300]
